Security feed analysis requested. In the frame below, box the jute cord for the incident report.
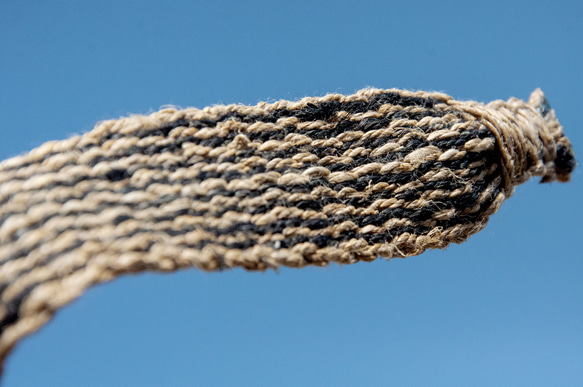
[0,88,576,372]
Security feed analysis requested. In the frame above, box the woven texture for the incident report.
[0,88,576,370]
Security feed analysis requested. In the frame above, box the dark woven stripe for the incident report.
[0,145,496,206]
[0,169,500,283]
[0,92,446,173]
[123,92,444,138]
[0,152,496,238]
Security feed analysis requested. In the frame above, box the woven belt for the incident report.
[0,88,576,371]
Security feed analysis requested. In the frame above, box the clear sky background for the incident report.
[1,1,582,386]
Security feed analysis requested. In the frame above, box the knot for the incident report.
[453,89,576,195]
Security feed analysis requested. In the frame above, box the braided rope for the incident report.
[0,88,575,371]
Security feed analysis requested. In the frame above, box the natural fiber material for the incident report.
[0,88,575,370]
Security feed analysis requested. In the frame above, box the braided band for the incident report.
[0,88,575,371]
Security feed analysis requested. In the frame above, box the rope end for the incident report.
[528,88,576,183]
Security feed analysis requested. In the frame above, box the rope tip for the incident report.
[528,88,576,183]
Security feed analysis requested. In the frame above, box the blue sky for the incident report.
[1,0,582,385]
